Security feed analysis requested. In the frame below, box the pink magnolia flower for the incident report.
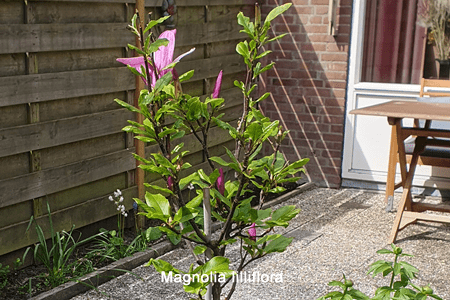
[248,223,256,241]
[212,70,223,98]
[117,29,194,87]
[167,176,174,191]
[216,168,225,196]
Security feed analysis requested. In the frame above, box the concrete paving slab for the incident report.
[69,188,450,300]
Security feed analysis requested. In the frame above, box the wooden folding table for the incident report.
[350,100,450,243]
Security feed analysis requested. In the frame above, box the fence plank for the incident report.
[0,186,138,256]
[0,67,134,107]
[0,149,136,209]
[37,0,254,5]
[169,22,245,47]
[0,109,133,158]
[0,23,133,54]
[178,54,246,82]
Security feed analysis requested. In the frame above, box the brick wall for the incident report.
[259,0,352,188]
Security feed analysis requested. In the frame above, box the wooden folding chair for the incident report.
[385,78,450,207]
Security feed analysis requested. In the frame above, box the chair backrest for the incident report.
[420,78,450,97]
[418,78,450,130]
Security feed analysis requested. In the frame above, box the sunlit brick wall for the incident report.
[259,0,352,188]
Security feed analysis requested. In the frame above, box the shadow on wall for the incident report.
[259,0,351,188]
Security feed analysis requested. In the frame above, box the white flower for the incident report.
[123,213,128,217]
[108,196,114,201]
[119,196,124,202]
[114,189,122,198]
[188,183,194,190]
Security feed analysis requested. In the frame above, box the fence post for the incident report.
[134,0,146,230]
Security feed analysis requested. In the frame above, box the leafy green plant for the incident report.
[25,202,100,288]
[114,3,308,300]
[88,190,152,262]
[318,244,443,300]
[0,263,9,290]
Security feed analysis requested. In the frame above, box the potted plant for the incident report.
[418,0,450,78]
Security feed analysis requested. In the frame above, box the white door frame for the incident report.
[341,0,450,190]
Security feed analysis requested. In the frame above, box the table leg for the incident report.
[388,135,427,243]
[385,125,398,205]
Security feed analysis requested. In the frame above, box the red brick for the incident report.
[308,35,337,43]
[292,0,310,4]
[299,78,324,87]
[337,24,351,34]
[303,87,331,97]
[311,0,329,5]
[326,61,348,71]
[338,6,353,16]
[324,80,347,89]
[293,6,314,15]
[310,16,324,24]
[271,15,295,24]
[321,53,348,62]
[292,33,308,43]
[325,43,349,53]
[272,78,298,86]
[319,106,345,116]
[321,71,347,80]
[273,60,302,69]
[332,89,346,98]
[304,25,328,34]
[315,6,329,15]
[323,98,345,107]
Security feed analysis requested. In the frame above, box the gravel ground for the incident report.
[70,187,450,300]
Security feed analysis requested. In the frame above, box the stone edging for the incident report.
[31,182,316,300]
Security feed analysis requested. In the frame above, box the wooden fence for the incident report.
[0,0,253,263]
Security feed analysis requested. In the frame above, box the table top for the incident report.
[350,100,450,121]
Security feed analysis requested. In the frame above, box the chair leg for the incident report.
[385,125,399,204]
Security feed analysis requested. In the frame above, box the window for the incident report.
[361,0,427,84]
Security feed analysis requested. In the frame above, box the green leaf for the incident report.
[267,33,289,43]
[213,117,238,139]
[264,3,292,25]
[143,15,171,33]
[115,99,141,114]
[236,41,250,60]
[173,206,199,223]
[154,72,173,93]
[202,256,235,277]
[144,227,162,241]
[158,226,181,245]
[186,192,203,209]
[245,122,263,142]
[237,12,254,38]
[328,280,345,289]
[144,192,171,222]
[256,50,272,60]
[265,205,300,228]
[179,70,195,82]
[127,43,146,55]
[255,92,271,103]
[158,128,178,139]
[347,289,369,300]
[263,235,293,254]
[148,38,169,53]
[144,183,174,195]
[197,169,211,184]
[193,245,207,255]
[256,62,275,76]
[151,153,175,171]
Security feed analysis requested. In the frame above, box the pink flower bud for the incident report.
[167,176,174,191]
[216,168,225,196]
[212,70,223,99]
[249,223,256,241]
